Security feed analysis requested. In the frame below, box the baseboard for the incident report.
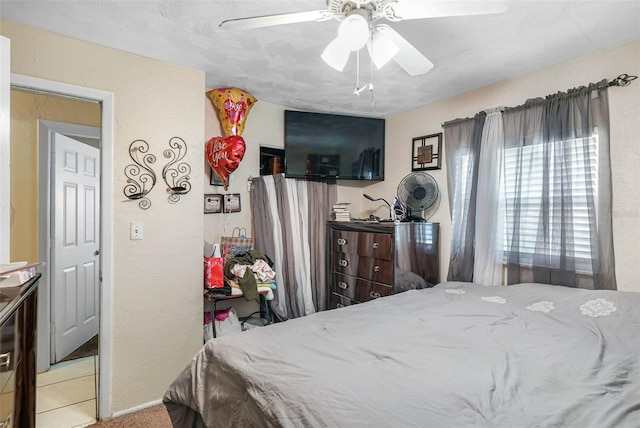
[110,399,164,419]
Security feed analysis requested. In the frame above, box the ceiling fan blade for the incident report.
[391,1,511,21]
[219,10,331,31]
[376,25,433,76]
[367,29,399,69]
[321,37,351,71]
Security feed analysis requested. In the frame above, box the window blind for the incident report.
[502,135,598,271]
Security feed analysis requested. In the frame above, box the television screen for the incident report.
[284,110,385,181]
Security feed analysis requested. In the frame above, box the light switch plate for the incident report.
[130,222,143,240]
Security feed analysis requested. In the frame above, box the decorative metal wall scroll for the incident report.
[124,139,156,210]
[162,136,191,203]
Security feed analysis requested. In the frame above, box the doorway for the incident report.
[11,90,101,426]
[9,74,115,420]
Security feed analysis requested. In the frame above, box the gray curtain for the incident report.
[443,113,485,281]
[250,174,337,319]
[306,180,336,312]
[502,81,616,289]
[249,178,275,262]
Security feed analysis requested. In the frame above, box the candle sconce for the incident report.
[162,136,191,203]
[124,139,156,210]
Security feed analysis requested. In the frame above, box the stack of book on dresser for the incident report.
[332,202,351,222]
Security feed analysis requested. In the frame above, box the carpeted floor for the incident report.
[86,404,172,427]
[59,334,99,363]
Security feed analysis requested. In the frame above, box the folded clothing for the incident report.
[230,285,275,301]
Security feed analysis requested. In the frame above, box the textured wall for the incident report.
[340,39,640,292]
[1,20,206,413]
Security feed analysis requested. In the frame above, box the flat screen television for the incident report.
[284,110,385,181]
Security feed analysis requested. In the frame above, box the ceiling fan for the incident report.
[219,1,510,76]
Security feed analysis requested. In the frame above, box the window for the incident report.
[502,134,598,272]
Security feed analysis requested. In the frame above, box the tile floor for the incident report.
[36,356,98,427]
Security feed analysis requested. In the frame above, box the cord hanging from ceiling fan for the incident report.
[353,47,377,109]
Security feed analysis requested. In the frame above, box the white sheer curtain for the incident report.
[263,176,287,316]
[285,180,315,316]
[473,108,505,285]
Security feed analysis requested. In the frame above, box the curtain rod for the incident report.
[442,73,637,127]
[607,73,637,87]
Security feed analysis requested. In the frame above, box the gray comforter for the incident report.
[164,282,640,427]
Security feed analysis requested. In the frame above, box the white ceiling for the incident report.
[1,1,639,118]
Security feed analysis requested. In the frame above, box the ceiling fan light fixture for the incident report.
[368,28,399,69]
[321,37,351,71]
[337,9,370,51]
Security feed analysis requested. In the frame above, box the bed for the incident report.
[163,282,640,427]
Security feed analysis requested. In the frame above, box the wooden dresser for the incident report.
[0,274,39,428]
[327,221,439,309]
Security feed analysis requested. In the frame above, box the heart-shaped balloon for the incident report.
[207,88,257,137]
[205,135,246,191]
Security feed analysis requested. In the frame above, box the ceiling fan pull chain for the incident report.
[369,42,376,108]
[354,50,361,95]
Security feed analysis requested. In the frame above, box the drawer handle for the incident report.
[372,242,379,249]
[337,238,347,246]
[338,282,348,289]
[339,259,348,267]
[370,291,382,299]
[373,265,380,272]
[336,303,344,308]
[0,352,10,370]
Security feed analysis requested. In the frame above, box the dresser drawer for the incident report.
[331,273,357,300]
[333,252,393,284]
[330,293,358,309]
[331,230,360,255]
[0,314,18,394]
[332,252,359,277]
[354,280,393,302]
[332,273,393,303]
[357,257,392,284]
[357,232,392,260]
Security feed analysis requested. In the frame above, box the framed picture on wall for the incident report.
[223,193,241,213]
[204,194,222,214]
[412,133,442,171]
[210,169,225,186]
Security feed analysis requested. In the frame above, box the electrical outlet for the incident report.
[130,222,143,240]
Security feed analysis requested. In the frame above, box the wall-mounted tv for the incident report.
[284,110,385,181]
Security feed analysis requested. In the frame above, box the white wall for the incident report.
[1,20,205,412]
[203,99,285,249]
[340,39,640,292]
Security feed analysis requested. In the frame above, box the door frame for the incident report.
[11,73,114,419]
[38,121,101,370]
[0,37,10,264]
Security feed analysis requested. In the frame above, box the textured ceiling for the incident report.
[1,1,639,118]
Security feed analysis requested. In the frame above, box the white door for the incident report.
[52,132,100,362]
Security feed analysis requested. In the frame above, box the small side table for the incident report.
[204,289,272,338]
